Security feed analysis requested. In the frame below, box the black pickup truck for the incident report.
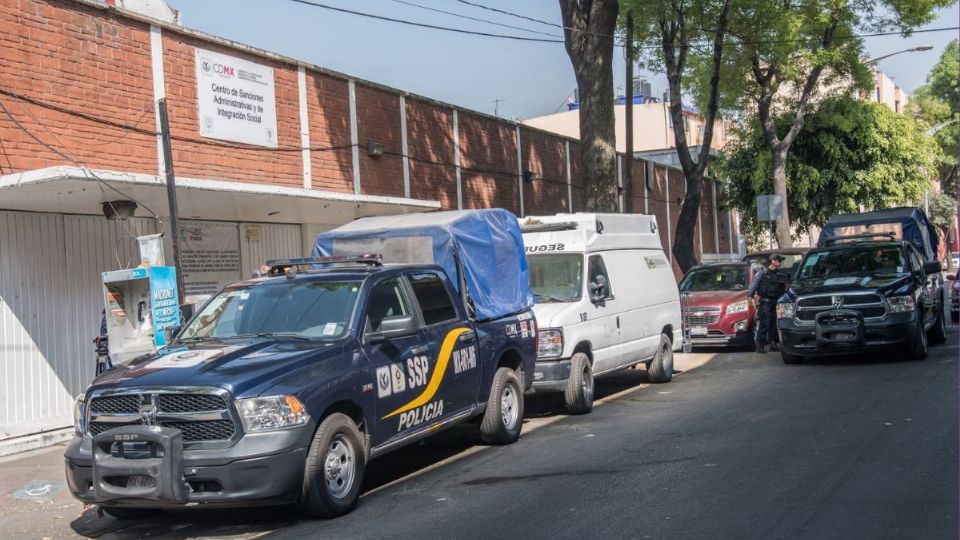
[776,238,946,363]
[65,255,536,518]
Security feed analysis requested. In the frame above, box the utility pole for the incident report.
[157,98,186,306]
[491,98,505,117]
[624,9,634,214]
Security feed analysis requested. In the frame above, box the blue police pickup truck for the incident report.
[65,210,537,519]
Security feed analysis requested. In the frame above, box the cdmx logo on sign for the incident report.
[200,57,235,77]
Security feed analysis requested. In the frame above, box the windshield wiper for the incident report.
[233,332,314,341]
[534,293,567,302]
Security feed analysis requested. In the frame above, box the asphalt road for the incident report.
[60,328,958,539]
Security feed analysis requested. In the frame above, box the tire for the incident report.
[910,313,928,360]
[480,367,523,445]
[952,310,959,324]
[927,297,946,345]
[780,350,803,364]
[564,353,594,415]
[647,333,674,383]
[297,413,366,519]
[100,506,158,520]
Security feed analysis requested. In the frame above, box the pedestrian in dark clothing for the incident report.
[749,254,787,353]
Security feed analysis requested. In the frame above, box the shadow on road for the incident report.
[69,369,661,539]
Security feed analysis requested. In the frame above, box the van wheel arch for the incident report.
[572,342,593,364]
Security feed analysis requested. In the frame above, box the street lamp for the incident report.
[865,45,933,64]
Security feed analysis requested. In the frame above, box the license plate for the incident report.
[832,332,855,342]
[127,475,156,489]
[690,326,708,336]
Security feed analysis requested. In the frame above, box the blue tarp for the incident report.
[818,207,939,261]
[313,209,533,321]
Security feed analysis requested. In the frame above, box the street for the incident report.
[1,329,955,540]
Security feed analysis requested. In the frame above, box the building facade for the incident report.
[0,0,740,453]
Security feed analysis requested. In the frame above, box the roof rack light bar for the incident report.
[265,254,383,273]
[823,233,897,244]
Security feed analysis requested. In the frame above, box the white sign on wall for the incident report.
[195,47,278,147]
[178,220,241,297]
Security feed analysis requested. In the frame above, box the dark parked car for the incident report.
[776,238,946,363]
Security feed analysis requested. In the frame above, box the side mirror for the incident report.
[589,275,608,303]
[947,274,956,281]
[922,261,942,275]
[368,315,418,343]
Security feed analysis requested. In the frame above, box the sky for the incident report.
[164,0,960,120]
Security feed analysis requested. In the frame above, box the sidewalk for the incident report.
[0,349,723,539]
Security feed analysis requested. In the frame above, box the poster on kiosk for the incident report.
[101,266,180,366]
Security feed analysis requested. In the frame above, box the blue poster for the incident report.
[149,266,180,348]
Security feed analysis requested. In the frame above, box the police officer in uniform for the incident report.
[748,254,788,353]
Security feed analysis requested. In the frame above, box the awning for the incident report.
[0,166,440,223]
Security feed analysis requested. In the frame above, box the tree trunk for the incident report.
[560,0,619,212]
[771,147,791,247]
[624,9,634,214]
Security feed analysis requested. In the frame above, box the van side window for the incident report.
[365,279,410,334]
[409,273,458,325]
[587,255,613,300]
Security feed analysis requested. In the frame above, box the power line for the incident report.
[384,0,560,38]
[288,0,563,42]
[454,0,561,29]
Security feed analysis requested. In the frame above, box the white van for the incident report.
[521,213,682,414]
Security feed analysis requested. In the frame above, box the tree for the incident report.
[717,0,951,247]
[559,0,620,211]
[907,39,959,194]
[718,97,939,240]
[623,0,733,272]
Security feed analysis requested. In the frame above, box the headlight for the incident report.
[726,300,749,315]
[888,295,915,314]
[537,328,563,359]
[73,394,86,436]
[776,302,795,319]
[236,395,310,432]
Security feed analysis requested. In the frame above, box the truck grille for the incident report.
[795,293,886,323]
[683,306,721,325]
[87,390,237,443]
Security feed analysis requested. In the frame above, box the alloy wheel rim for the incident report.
[324,434,355,498]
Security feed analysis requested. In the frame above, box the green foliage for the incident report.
[928,191,958,231]
[718,97,939,238]
[906,40,959,192]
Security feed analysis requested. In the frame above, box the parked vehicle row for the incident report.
[65,210,682,519]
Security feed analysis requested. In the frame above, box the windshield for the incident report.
[797,246,907,281]
[680,266,749,292]
[528,253,583,302]
[179,280,361,341]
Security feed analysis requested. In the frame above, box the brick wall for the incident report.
[0,0,156,174]
[0,0,735,267]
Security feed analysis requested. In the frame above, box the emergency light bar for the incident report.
[823,233,897,245]
[265,254,383,275]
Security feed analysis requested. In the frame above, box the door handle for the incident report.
[616,316,620,330]
[458,331,476,342]
[411,345,429,355]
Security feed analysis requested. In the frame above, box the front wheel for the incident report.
[480,367,523,445]
[928,298,946,345]
[298,413,366,518]
[564,353,594,415]
[647,333,674,383]
[910,313,928,360]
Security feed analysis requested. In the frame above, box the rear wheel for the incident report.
[298,413,365,518]
[564,353,594,415]
[647,333,674,383]
[480,367,523,445]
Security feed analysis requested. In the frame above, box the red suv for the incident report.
[679,262,756,348]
